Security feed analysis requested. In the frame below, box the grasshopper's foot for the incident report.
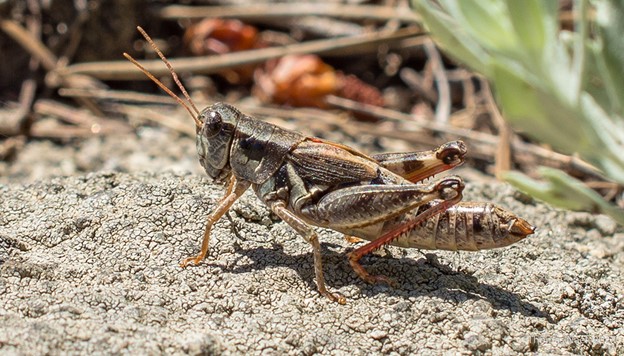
[179,254,205,268]
[348,252,397,288]
[321,290,347,305]
[360,273,397,288]
[344,234,364,244]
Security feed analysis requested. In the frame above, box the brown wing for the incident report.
[288,139,379,186]
[307,137,378,162]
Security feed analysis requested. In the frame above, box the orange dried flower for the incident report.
[254,55,339,108]
[184,19,259,56]
[184,19,261,84]
[254,54,384,110]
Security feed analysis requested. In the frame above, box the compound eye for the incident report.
[441,148,461,165]
[203,110,223,137]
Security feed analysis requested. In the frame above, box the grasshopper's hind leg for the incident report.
[269,201,346,304]
[298,176,463,286]
[347,184,463,286]
[373,140,466,183]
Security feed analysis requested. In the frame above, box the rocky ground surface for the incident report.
[1,131,623,354]
[2,1,622,353]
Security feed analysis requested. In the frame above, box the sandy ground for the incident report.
[0,128,623,355]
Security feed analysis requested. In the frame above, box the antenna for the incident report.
[123,26,202,129]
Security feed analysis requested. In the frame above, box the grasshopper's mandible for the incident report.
[125,27,535,304]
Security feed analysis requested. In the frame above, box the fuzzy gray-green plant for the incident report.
[413,0,624,224]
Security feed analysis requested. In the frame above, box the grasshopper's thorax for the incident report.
[229,116,306,184]
[196,102,306,185]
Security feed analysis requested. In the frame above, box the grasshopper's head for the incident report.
[196,102,241,182]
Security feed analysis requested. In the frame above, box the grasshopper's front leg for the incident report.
[180,175,251,267]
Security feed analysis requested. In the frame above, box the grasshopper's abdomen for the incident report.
[386,202,535,251]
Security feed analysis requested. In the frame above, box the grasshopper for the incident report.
[125,27,535,304]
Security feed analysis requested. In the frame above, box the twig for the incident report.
[459,70,477,109]
[400,67,438,103]
[0,103,26,137]
[58,89,197,137]
[325,95,494,141]
[29,124,104,139]
[116,104,196,137]
[2,77,38,137]
[0,136,26,160]
[12,0,43,134]
[423,39,450,123]
[0,19,57,71]
[289,16,365,37]
[2,6,41,137]
[60,88,199,137]
[482,79,512,177]
[58,0,90,62]
[59,88,177,105]
[34,99,98,126]
[158,4,421,24]
[61,27,425,80]
[60,83,606,183]
[33,99,131,136]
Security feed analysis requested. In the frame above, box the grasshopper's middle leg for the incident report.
[180,176,251,267]
[269,200,346,304]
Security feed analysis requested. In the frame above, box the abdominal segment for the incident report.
[345,202,532,251]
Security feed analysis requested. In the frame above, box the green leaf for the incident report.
[507,0,550,52]
[412,1,491,74]
[594,0,624,115]
[452,0,517,54]
[504,168,624,225]
[490,62,590,152]
[413,0,624,225]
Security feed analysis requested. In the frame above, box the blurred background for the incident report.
[1,0,622,224]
